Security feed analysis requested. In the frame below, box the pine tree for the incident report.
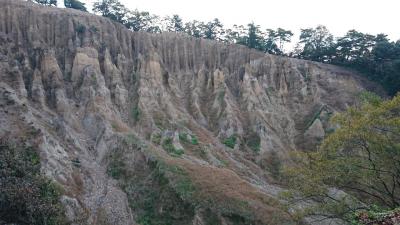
[297,25,334,62]
[33,0,57,6]
[93,0,128,24]
[64,0,87,12]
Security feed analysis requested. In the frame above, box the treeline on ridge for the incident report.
[32,0,400,95]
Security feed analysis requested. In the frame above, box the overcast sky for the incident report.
[81,0,399,41]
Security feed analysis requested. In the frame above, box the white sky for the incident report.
[81,0,399,41]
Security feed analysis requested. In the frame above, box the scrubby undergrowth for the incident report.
[0,139,68,225]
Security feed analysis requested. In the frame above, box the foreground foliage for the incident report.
[283,93,400,223]
[352,207,400,225]
[0,141,67,225]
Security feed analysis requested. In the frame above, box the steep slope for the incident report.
[0,1,381,224]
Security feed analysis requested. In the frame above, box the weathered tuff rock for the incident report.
[0,1,382,224]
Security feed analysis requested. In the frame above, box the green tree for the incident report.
[297,25,334,62]
[202,18,224,41]
[93,0,128,24]
[224,24,246,44]
[265,28,293,55]
[283,92,400,222]
[165,14,184,32]
[265,29,281,54]
[125,10,161,33]
[184,20,204,38]
[245,22,265,51]
[276,28,293,53]
[369,35,400,95]
[33,0,57,6]
[373,34,396,63]
[231,23,265,51]
[332,30,400,95]
[64,0,87,11]
[335,30,376,65]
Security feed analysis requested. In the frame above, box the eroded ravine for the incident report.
[0,0,382,224]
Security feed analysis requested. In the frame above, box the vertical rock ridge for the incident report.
[0,1,383,224]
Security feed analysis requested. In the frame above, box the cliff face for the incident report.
[0,1,380,224]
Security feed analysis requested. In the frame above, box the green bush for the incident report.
[223,135,236,149]
[267,151,282,180]
[0,141,68,225]
[179,133,189,143]
[190,135,199,145]
[75,24,86,34]
[180,133,199,145]
[174,148,184,156]
[162,137,174,152]
[350,207,400,225]
[107,153,126,179]
[162,138,184,157]
[131,106,141,122]
[130,162,195,225]
[245,133,260,152]
[156,163,195,201]
[151,133,162,145]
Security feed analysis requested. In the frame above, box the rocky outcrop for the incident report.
[0,1,382,224]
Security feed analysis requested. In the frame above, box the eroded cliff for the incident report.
[0,1,381,224]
